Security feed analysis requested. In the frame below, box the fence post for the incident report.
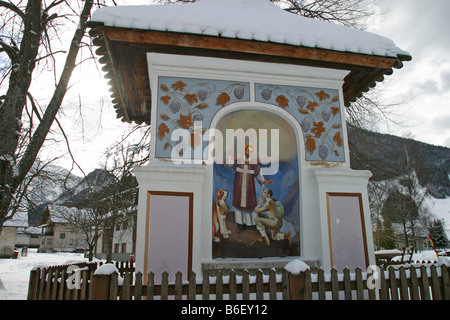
[289,271,310,300]
[27,269,38,300]
[91,274,112,300]
[286,260,311,300]
[90,263,120,300]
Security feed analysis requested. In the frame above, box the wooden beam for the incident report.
[103,27,399,70]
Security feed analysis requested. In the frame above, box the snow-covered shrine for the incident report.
[88,0,411,282]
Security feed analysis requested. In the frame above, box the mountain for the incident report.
[348,124,450,199]
[26,164,83,226]
[54,169,115,206]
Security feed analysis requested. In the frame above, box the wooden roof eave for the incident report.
[88,23,411,124]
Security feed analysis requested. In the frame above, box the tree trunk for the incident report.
[0,0,94,231]
[0,0,43,233]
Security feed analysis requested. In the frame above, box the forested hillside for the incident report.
[348,124,450,199]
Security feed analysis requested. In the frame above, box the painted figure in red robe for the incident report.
[228,143,273,230]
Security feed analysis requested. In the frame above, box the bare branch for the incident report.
[0,1,25,19]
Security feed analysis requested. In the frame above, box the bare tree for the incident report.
[0,1,99,232]
[56,205,103,261]
[161,0,384,29]
[274,0,383,29]
[97,134,147,262]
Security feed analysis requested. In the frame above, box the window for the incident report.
[114,243,119,253]
[60,233,65,239]
[121,243,127,253]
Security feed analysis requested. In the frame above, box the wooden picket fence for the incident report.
[27,262,450,300]
[26,260,133,300]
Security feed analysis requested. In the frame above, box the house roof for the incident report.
[4,211,28,228]
[88,0,411,124]
[39,205,80,225]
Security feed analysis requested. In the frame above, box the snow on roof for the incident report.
[4,211,28,227]
[45,205,81,224]
[91,0,410,59]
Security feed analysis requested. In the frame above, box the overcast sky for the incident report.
[368,0,450,148]
[51,0,450,175]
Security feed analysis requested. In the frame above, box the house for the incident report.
[95,212,136,262]
[94,188,138,262]
[13,211,42,249]
[0,211,31,258]
[16,226,42,249]
[39,204,87,253]
[0,224,18,258]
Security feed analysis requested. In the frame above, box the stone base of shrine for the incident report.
[202,257,320,275]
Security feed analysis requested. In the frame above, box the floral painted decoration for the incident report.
[156,77,250,158]
[255,84,344,162]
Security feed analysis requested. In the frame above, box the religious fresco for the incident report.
[212,110,301,259]
[255,83,345,162]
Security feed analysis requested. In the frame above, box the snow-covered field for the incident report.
[0,249,89,300]
[0,248,445,300]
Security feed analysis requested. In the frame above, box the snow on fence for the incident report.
[27,261,450,300]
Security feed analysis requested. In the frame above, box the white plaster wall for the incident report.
[315,169,375,271]
[0,226,17,257]
[134,164,206,275]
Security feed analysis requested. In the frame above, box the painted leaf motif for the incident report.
[298,108,309,115]
[333,131,343,147]
[163,142,172,150]
[276,95,289,108]
[216,92,231,107]
[184,93,198,105]
[160,84,170,92]
[307,101,319,112]
[331,95,339,102]
[158,123,170,139]
[305,136,316,154]
[160,95,171,105]
[331,107,340,115]
[177,114,194,129]
[193,103,209,110]
[171,81,187,92]
[160,114,171,121]
[189,132,202,149]
[311,121,325,138]
[315,90,330,101]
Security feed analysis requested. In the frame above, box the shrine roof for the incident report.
[91,0,409,60]
[88,0,411,125]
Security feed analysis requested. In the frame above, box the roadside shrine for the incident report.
[88,0,411,283]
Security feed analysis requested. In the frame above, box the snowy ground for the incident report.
[0,249,89,300]
[0,248,445,300]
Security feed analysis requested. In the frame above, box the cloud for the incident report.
[445,137,450,148]
[433,115,450,131]
[367,0,450,148]
[415,79,440,95]
[441,70,450,91]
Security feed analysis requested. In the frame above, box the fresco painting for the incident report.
[212,110,301,259]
